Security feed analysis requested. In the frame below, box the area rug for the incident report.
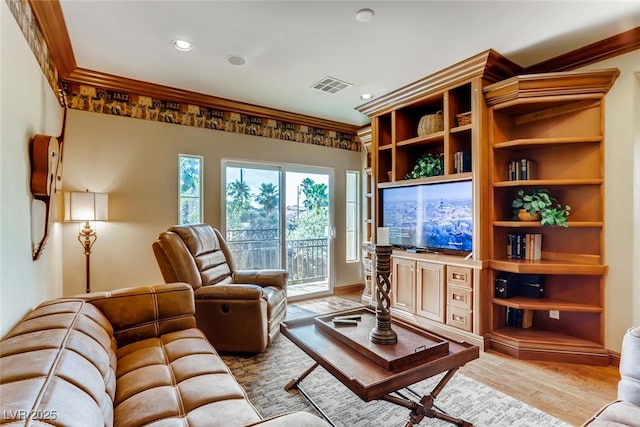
[221,332,571,427]
[284,304,317,320]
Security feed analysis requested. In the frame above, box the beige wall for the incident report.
[1,2,64,338]
[582,50,640,351]
[61,110,363,295]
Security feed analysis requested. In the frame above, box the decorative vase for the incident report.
[518,209,541,222]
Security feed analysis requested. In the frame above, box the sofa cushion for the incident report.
[618,326,640,406]
[114,328,262,427]
[0,300,117,426]
[583,400,640,426]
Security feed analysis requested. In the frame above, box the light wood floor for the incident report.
[293,292,620,426]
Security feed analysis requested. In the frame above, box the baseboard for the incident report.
[608,350,621,368]
[334,283,364,295]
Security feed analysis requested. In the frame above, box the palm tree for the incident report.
[301,178,328,211]
[255,183,279,214]
[226,172,252,228]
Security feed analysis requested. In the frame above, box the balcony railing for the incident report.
[226,229,328,285]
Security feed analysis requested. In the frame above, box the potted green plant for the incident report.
[511,188,571,227]
[404,153,443,179]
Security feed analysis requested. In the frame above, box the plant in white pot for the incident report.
[511,188,571,227]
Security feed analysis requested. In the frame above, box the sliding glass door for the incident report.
[284,170,331,297]
[223,162,332,298]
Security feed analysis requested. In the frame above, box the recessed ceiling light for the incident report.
[227,55,247,66]
[360,93,374,101]
[355,8,375,22]
[171,39,194,52]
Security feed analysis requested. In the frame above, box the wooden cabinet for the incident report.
[358,49,620,363]
[390,253,482,344]
[445,266,473,332]
[391,257,446,321]
[416,261,445,322]
[357,50,521,347]
[391,257,446,322]
[391,257,417,313]
[484,69,619,365]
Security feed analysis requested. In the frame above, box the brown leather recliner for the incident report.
[153,224,288,353]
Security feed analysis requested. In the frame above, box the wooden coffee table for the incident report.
[280,307,479,426]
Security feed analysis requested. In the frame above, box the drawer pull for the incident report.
[452,272,466,281]
[452,314,466,324]
[453,293,465,302]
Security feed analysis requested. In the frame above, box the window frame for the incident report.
[345,169,360,263]
[178,154,203,224]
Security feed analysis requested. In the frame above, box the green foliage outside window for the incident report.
[179,155,202,224]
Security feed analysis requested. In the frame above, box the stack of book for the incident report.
[454,151,471,173]
[506,233,542,260]
[505,307,533,328]
[508,158,536,181]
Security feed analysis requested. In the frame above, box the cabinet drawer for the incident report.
[447,285,472,310]
[446,306,473,332]
[447,266,472,288]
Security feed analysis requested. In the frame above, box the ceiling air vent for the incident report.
[310,76,353,94]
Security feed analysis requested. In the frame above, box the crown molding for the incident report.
[64,68,359,135]
[28,0,76,78]
[525,26,640,73]
[484,68,620,106]
[356,49,522,117]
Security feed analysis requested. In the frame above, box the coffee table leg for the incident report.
[284,362,319,391]
[285,362,337,427]
[382,367,472,427]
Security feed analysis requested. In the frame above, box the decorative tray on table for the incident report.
[314,307,449,370]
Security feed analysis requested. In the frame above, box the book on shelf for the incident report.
[508,158,536,181]
[505,307,533,328]
[506,233,542,260]
[454,151,471,174]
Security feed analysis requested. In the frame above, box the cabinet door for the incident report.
[391,258,415,313]
[416,261,445,322]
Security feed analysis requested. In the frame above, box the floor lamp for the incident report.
[64,190,108,293]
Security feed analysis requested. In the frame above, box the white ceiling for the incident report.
[58,1,640,127]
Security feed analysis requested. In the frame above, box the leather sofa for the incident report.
[0,283,328,427]
[582,326,640,426]
[153,224,287,353]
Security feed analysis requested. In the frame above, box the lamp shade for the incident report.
[64,191,108,222]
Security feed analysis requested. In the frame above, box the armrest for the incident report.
[195,284,267,300]
[246,412,330,427]
[84,283,196,347]
[233,269,288,289]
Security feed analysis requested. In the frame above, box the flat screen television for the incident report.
[380,180,473,254]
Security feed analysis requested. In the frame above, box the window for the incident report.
[346,170,359,262]
[178,154,202,224]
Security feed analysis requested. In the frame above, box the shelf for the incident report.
[490,258,606,275]
[396,131,445,147]
[492,297,602,312]
[493,136,602,150]
[378,172,472,188]
[379,144,392,151]
[494,179,602,187]
[493,221,603,228]
[489,327,603,349]
[451,124,472,134]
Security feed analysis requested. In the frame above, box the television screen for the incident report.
[381,180,473,253]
